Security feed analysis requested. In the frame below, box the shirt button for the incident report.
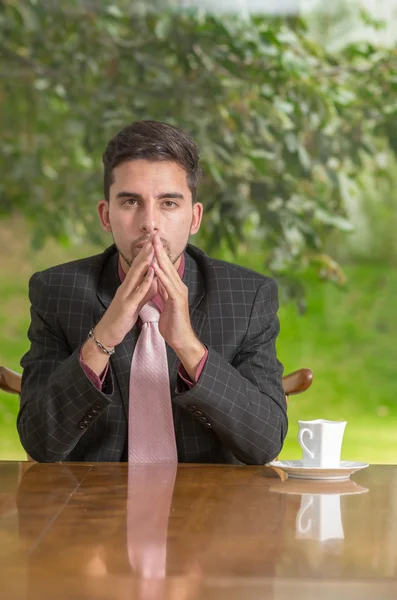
[192,410,203,417]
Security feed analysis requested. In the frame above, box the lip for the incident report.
[135,241,150,248]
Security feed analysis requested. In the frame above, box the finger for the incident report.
[123,244,154,294]
[153,238,185,293]
[133,241,154,272]
[158,280,169,302]
[125,241,153,280]
[152,233,170,264]
[132,266,154,302]
[152,262,178,299]
[152,234,179,279]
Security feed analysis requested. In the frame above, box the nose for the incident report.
[140,203,159,235]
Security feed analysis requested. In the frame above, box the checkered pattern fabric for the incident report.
[17,244,287,464]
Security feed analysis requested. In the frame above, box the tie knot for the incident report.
[139,301,160,323]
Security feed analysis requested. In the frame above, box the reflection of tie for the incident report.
[128,301,178,464]
[127,465,177,581]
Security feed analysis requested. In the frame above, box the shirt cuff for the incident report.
[177,347,208,389]
[79,347,109,390]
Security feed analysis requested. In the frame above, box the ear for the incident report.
[190,202,203,236]
[98,200,112,233]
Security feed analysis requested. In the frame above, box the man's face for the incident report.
[98,159,203,272]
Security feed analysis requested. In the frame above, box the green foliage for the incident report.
[326,154,397,266]
[1,1,397,288]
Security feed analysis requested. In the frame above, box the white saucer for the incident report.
[269,479,369,495]
[267,460,369,481]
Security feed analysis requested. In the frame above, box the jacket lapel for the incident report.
[171,247,208,435]
[184,249,207,339]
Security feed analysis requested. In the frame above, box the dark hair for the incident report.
[102,120,202,202]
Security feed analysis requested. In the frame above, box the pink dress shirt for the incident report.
[80,252,208,390]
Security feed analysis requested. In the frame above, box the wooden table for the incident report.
[1,462,397,599]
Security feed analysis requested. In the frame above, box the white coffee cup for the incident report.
[297,419,347,468]
[296,493,344,541]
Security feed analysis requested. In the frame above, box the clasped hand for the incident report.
[94,233,205,379]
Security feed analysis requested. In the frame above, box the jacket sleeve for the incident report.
[173,278,287,465]
[17,272,113,462]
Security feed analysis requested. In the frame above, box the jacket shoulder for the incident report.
[186,244,275,291]
[31,246,116,286]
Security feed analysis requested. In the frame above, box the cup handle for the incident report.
[297,496,314,534]
[298,428,314,459]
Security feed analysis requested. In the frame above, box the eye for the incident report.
[124,198,138,206]
[163,200,177,208]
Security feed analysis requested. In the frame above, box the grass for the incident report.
[1,217,396,463]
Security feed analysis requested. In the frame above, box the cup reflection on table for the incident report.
[296,493,344,541]
[270,478,368,542]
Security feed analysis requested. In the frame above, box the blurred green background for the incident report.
[1,0,397,462]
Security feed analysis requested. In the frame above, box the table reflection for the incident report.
[126,464,177,579]
[269,476,396,579]
[13,464,287,599]
[15,463,203,599]
[270,479,368,542]
[5,463,396,600]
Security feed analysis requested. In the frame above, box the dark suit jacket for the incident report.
[18,244,287,464]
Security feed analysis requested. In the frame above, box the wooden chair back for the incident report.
[2,366,314,397]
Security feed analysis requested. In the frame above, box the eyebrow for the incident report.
[115,191,185,201]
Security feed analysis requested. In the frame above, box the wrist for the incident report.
[88,328,115,355]
[93,323,119,350]
[174,335,206,381]
[81,337,110,374]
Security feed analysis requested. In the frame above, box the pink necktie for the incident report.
[128,301,178,464]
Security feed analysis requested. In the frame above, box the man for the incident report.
[17,120,287,464]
